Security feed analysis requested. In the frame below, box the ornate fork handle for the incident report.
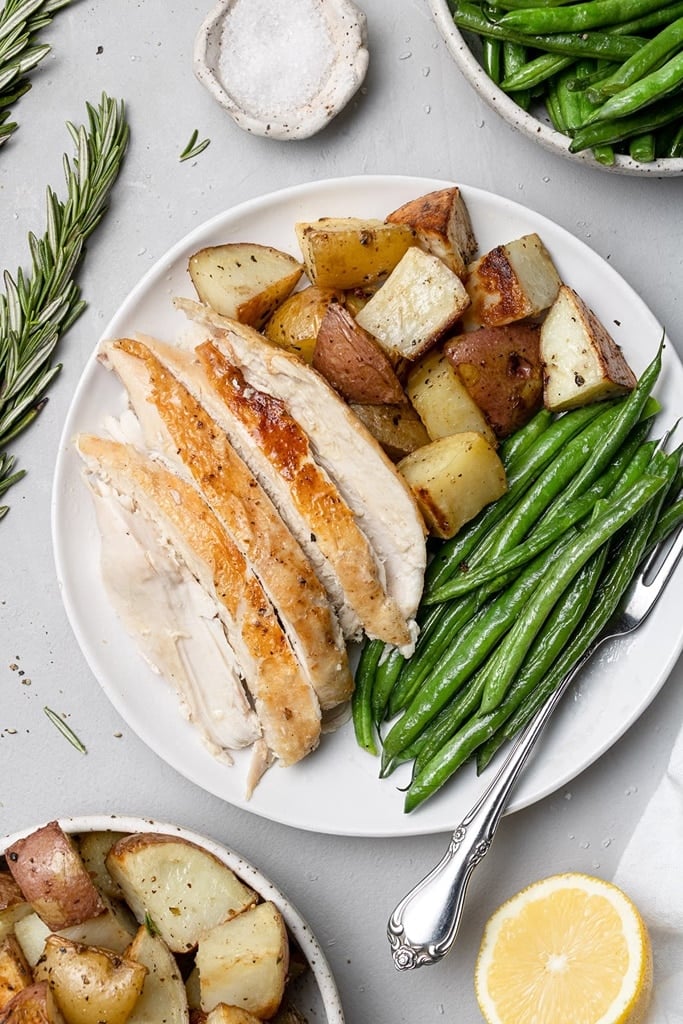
[387,651,592,971]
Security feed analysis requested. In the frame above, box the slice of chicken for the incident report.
[176,299,427,650]
[100,336,353,711]
[76,434,321,767]
[87,477,262,759]
[119,331,411,647]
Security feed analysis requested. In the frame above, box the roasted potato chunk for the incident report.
[348,403,429,461]
[355,247,470,363]
[463,233,561,329]
[312,303,405,404]
[444,323,544,438]
[398,432,507,539]
[76,832,127,904]
[6,823,106,932]
[295,217,416,289]
[125,926,189,1024]
[406,348,496,445]
[386,187,477,279]
[205,1007,262,1024]
[105,834,257,953]
[0,935,31,1012]
[188,243,303,330]
[0,981,66,1023]
[0,875,31,943]
[263,285,343,362]
[196,902,288,1019]
[35,936,146,1024]
[541,285,637,411]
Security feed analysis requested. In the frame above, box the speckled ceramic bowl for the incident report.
[1,815,345,1023]
[429,0,683,177]
[194,0,369,140]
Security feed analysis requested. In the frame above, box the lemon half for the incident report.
[475,873,653,1024]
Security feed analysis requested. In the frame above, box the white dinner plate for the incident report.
[52,175,683,837]
[1,816,344,1023]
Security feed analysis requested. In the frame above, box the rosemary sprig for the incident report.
[0,92,129,517]
[179,128,210,161]
[0,0,74,147]
[43,705,87,753]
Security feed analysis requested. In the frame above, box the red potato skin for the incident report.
[5,822,105,931]
[444,323,544,438]
[312,303,406,405]
[0,982,65,1024]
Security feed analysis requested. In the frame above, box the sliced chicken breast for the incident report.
[176,299,427,649]
[121,332,411,647]
[88,478,261,759]
[77,434,322,767]
[100,336,353,711]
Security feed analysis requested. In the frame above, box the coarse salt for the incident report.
[194,0,369,140]
[218,0,336,120]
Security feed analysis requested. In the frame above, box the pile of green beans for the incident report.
[351,345,683,812]
[446,0,683,163]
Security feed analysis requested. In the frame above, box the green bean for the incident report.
[585,51,683,123]
[630,130,658,158]
[351,639,381,755]
[503,39,532,106]
[428,425,653,604]
[548,346,662,508]
[566,61,619,90]
[450,3,647,60]
[499,0,670,35]
[499,407,554,466]
[663,120,683,151]
[646,496,683,549]
[406,543,608,810]
[410,666,491,776]
[482,36,504,82]
[615,0,683,35]
[489,0,577,8]
[531,422,655,538]
[570,86,683,148]
[588,15,683,102]
[478,471,666,714]
[382,534,574,760]
[424,402,606,597]
[478,450,680,768]
[387,592,483,717]
[464,402,628,565]
[371,646,406,724]
[500,52,574,91]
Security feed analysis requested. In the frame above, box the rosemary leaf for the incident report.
[43,705,87,753]
[0,0,74,146]
[0,92,129,513]
[180,128,210,161]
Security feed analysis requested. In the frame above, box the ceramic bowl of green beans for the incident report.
[430,0,683,175]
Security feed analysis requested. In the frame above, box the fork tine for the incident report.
[630,522,683,623]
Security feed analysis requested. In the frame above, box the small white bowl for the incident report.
[429,0,683,177]
[194,0,369,140]
[2,815,345,1024]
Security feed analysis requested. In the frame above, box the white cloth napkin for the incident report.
[613,723,683,1022]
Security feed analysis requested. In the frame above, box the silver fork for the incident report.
[387,522,683,972]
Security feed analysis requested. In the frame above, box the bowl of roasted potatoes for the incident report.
[0,817,344,1023]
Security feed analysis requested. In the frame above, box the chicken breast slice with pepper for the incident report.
[100,335,353,711]
[76,434,321,767]
[122,331,410,647]
[176,299,427,653]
